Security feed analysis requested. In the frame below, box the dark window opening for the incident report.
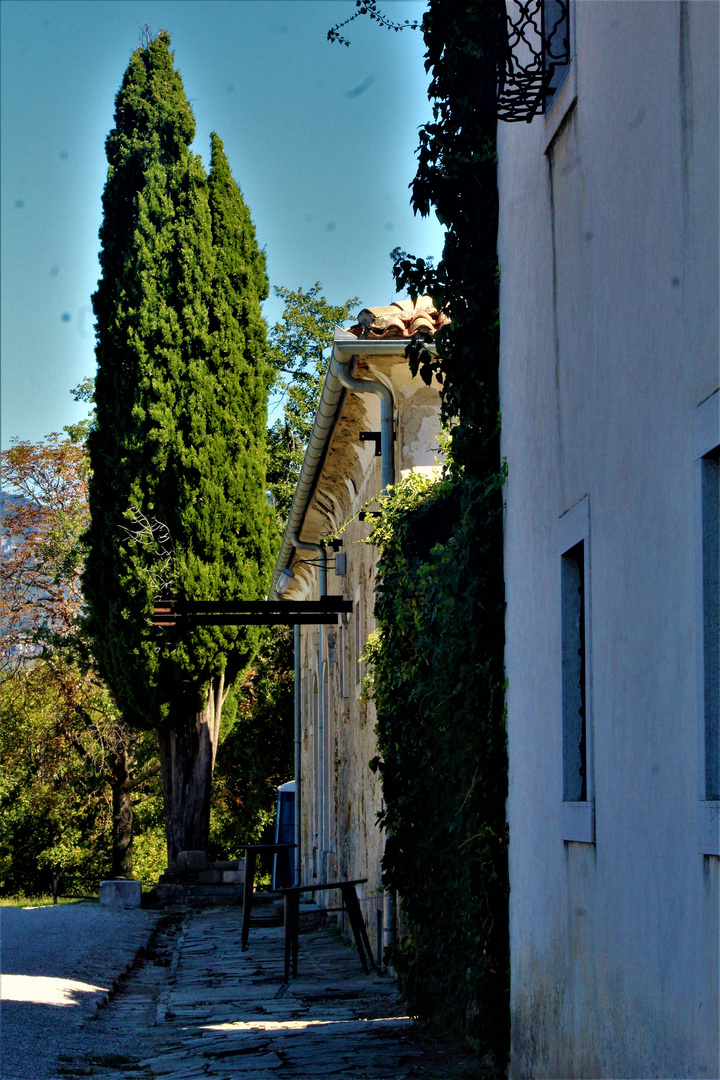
[498,0,571,122]
[702,450,720,800]
[562,541,586,802]
[543,0,571,106]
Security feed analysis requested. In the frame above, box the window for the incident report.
[498,0,571,123]
[561,541,587,802]
[701,452,719,800]
[558,496,594,843]
[543,0,571,107]
[543,0,577,151]
[695,390,720,855]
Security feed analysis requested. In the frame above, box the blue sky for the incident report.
[1,0,442,448]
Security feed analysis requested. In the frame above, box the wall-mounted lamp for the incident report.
[334,553,347,576]
[276,567,296,595]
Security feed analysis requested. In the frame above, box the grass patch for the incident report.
[0,893,97,907]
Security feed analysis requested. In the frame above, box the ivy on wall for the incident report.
[365,464,507,1060]
[335,0,510,1065]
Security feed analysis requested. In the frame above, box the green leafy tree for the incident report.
[0,415,161,886]
[84,31,272,863]
[267,284,359,522]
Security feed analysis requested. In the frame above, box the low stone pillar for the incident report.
[99,879,142,908]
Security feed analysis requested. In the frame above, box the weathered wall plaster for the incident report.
[499,3,719,1076]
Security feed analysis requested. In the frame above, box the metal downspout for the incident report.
[331,354,395,491]
[289,532,327,885]
[331,351,398,956]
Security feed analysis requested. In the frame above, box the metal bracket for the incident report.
[359,431,382,456]
[152,597,353,628]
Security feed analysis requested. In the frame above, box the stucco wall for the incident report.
[499,3,719,1077]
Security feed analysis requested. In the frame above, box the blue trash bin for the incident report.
[273,780,295,888]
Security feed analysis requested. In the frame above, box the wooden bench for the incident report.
[278,878,375,982]
[240,843,296,952]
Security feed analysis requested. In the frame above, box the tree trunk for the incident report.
[158,673,225,865]
[111,744,134,878]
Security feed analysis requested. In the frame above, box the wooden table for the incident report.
[278,878,375,981]
[240,843,296,952]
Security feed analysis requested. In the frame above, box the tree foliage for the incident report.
[86,33,271,728]
[0,422,161,889]
[1,434,88,670]
[209,625,294,857]
[84,31,273,860]
[266,284,359,523]
[0,657,164,895]
[366,465,506,1062]
[327,0,420,47]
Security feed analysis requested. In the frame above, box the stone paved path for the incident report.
[56,907,482,1080]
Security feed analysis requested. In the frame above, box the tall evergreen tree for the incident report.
[84,32,271,863]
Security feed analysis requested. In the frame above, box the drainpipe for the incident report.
[331,352,395,491]
[330,351,398,954]
[288,531,327,885]
[293,622,301,886]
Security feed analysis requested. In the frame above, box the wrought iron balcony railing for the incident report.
[498,0,571,122]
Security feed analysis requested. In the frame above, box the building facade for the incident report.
[498,2,719,1076]
[270,299,446,955]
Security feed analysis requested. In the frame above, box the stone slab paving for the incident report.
[55,906,482,1079]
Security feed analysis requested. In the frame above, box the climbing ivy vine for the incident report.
[334,0,508,1065]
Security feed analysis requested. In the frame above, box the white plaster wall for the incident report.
[498,3,719,1076]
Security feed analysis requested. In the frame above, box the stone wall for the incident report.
[147,850,245,911]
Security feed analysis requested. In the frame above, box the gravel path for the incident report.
[0,901,162,1080]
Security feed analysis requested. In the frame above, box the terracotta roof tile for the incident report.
[347,296,450,340]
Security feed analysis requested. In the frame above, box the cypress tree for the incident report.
[84,32,271,862]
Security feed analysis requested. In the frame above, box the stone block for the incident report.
[186,892,243,908]
[147,883,185,906]
[176,850,208,871]
[221,870,244,884]
[198,869,223,884]
[99,879,142,908]
[187,884,242,897]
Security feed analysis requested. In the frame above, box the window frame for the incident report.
[694,390,720,856]
[558,495,595,843]
[544,0,577,152]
